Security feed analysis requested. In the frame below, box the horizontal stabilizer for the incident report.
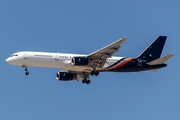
[148,54,175,65]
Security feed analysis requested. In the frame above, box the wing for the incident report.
[87,37,128,68]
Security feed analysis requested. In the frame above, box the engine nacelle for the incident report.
[56,71,77,81]
[71,57,89,66]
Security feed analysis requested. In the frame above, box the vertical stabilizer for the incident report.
[138,36,167,62]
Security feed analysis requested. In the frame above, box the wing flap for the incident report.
[148,54,174,65]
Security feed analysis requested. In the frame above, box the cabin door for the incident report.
[138,59,142,66]
[24,53,28,59]
[55,54,59,61]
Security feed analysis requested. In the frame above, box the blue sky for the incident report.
[1,0,180,120]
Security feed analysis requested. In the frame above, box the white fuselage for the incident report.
[6,51,124,72]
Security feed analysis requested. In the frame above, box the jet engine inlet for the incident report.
[71,57,89,66]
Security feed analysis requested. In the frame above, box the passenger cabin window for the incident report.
[59,56,69,58]
[34,55,52,57]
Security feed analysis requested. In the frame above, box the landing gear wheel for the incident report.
[95,71,99,76]
[82,79,86,84]
[91,70,99,76]
[86,80,91,84]
[91,71,95,75]
[25,72,29,76]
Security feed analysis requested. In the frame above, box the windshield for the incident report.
[11,54,18,57]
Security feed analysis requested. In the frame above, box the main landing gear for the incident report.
[91,70,99,76]
[22,65,29,75]
[81,70,99,84]
[81,72,91,84]
[82,79,91,84]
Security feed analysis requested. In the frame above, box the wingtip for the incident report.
[122,37,129,40]
[123,37,129,39]
[169,54,175,56]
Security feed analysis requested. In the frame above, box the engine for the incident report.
[71,57,89,66]
[56,71,77,81]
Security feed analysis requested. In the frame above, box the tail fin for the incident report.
[138,36,167,62]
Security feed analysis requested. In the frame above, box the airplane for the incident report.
[6,36,174,84]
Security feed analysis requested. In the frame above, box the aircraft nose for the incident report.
[6,57,12,64]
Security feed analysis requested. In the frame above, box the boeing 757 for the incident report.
[6,36,174,84]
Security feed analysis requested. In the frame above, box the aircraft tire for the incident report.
[91,71,95,75]
[82,79,86,84]
[95,71,99,76]
[25,72,29,75]
[86,80,91,84]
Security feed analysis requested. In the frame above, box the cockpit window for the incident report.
[11,54,18,57]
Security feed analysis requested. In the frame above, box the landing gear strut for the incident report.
[22,65,29,75]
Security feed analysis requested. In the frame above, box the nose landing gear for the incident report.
[22,65,29,75]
